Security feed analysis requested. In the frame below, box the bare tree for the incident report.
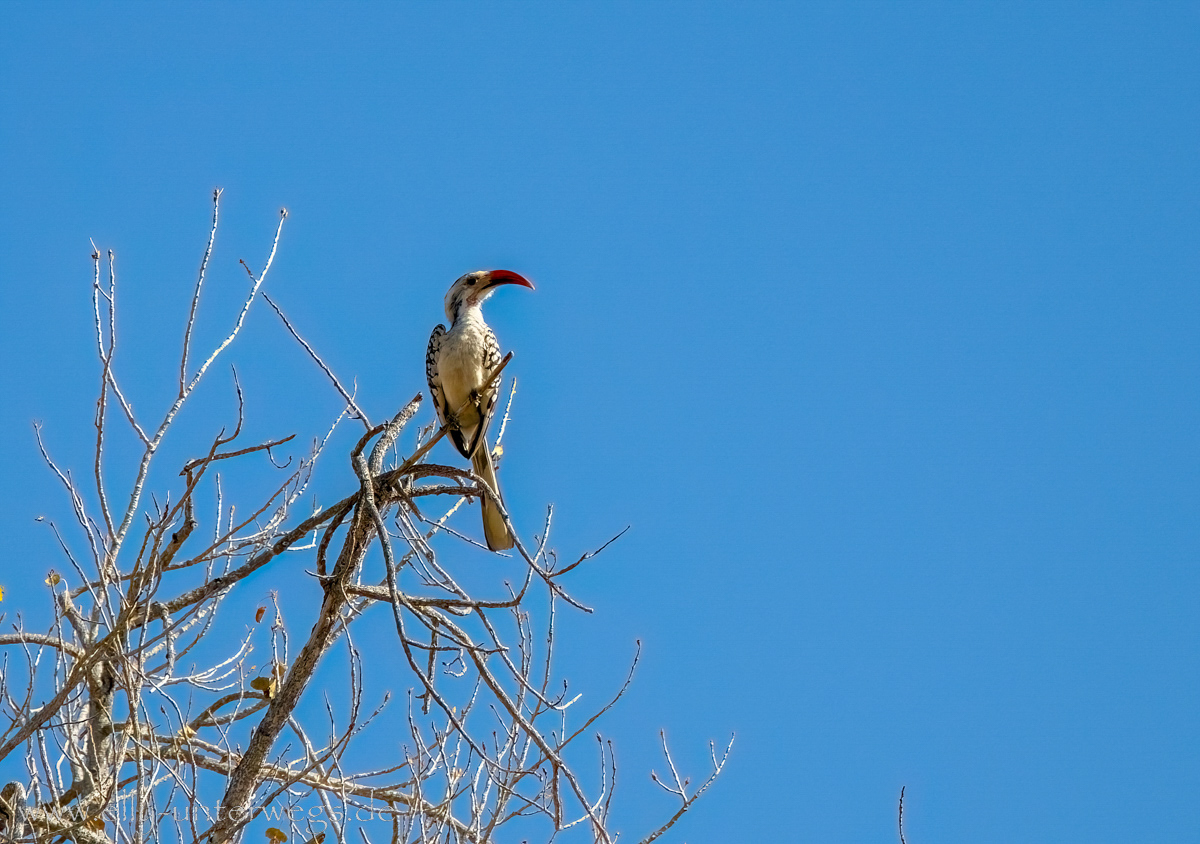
[0,191,731,844]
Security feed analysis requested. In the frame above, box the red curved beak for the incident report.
[487,270,535,290]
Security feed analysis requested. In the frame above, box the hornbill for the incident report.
[426,270,534,551]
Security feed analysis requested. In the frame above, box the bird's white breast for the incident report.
[437,309,489,429]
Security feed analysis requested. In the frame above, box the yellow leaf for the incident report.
[250,676,276,698]
[0,585,5,601]
[45,571,61,587]
[265,827,287,843]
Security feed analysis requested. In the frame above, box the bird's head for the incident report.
[444,270,534,322]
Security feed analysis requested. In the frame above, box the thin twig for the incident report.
[261,290,371,428]
[180,188,222,394]
[179,434,296,475]
[639,734,735,844]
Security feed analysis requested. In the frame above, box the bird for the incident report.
[426,269,534,551]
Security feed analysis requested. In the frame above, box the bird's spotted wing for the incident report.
[426,324,448,426]
[479,325,503,430]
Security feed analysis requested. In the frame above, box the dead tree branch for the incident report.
[0,193,729,844]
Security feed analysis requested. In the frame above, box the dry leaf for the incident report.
[265,827,287,843]
[45,571,61,587]
[250,676,277,698]
[255,606,266,623]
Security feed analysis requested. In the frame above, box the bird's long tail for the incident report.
[472,443,514,551]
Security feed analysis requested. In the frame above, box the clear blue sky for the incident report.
[1,2,1198,842]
